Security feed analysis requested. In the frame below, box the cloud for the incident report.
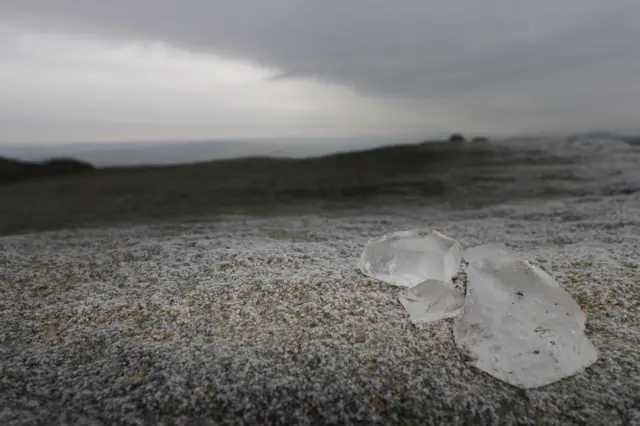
[1,0,640,142]
[2,30,453,143]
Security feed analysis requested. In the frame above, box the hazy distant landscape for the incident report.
[0,137,411,167]
[3,132,639,167]
[1,136,638,236]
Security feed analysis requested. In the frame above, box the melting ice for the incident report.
[453,253,598,388]
[360,234,598,388]
[359,229,462,287]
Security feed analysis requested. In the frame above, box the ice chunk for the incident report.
[463,243,523,264]
[453,255,598,389]
[398,280,465,324]
[464,242,560,288]
[360,229,462,287]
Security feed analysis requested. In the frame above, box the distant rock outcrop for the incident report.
[0,156,95,185]
[448,133,466,143]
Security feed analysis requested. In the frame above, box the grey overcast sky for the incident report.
[1,0,639,144]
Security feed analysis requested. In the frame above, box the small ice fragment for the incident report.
[360,229,462,287]
[463,243,522,264]
[399,280,465,324]
[453,254,598,389]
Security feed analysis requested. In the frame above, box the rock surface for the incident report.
[360,229,462,287]
[1,195,639,425]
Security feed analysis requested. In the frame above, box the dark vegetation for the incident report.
[0,156,95,185]
[0,141,593,236]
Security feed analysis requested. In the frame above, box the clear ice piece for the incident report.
[453,255,598,389]
[463,243,523,264]
[398,280,465,324]
[360,229,462,287]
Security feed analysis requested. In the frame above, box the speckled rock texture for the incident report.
[2,192,640,425]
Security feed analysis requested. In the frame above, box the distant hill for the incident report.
[0,138,408,167]
[581,131,640,146]
[621,137,640,146]
[0,156,95,185]
[1,137,638,235]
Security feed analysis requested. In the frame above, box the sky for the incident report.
[1,1,639,145]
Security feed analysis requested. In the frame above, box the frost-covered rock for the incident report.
[453,254,598,389]
[398,280,465,324]
[360,229,462,287]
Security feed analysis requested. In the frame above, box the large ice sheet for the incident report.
[453,255,598,389]
[398,280,465,324]
[360,229,462,287]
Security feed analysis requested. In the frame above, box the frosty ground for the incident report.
[2,189,640,425]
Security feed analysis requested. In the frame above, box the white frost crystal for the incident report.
[398,280,465,324]
[360,229,462,287]
[453,254,598,389]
